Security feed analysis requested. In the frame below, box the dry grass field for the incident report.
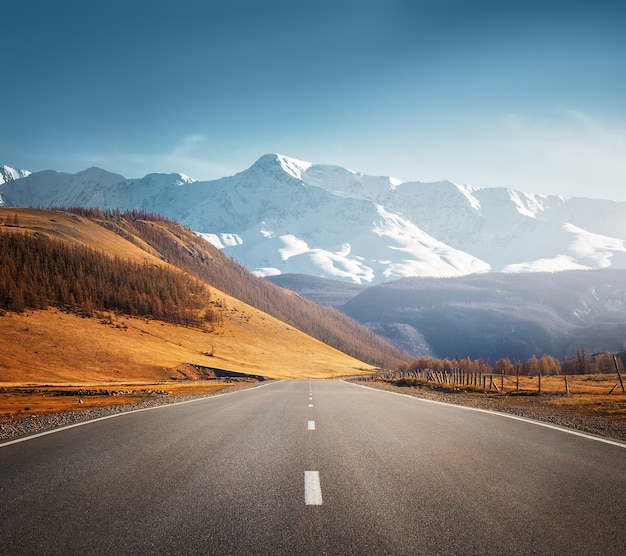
[412,371,626,399]
[511,374,626,423]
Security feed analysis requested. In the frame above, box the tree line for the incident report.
[399,348,624,376]
[0,229,213,327]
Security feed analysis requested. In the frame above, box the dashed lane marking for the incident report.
[305,471,323,505]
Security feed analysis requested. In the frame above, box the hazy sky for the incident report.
[2,0,625,200]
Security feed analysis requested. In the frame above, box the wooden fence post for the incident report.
[613,355,625,394]
[564,374,569,396]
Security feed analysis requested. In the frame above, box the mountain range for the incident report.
[3,154,626,285]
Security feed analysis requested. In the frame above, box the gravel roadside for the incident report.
[0,382,261,443]
[354,379,626,443]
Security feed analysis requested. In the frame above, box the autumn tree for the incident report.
[538,355,561,375]
[494,358,516,375]
[561,348,593,375]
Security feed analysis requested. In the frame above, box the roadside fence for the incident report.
[365,366,626,396]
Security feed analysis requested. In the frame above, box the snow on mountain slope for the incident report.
[1,153,626,284]
[299,161,402,201]
[0,165,31,205]
[0,165,30,184]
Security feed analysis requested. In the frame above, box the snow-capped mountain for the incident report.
[0,165,30,187]
[2,153,625,284]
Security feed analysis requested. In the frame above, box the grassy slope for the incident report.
[0,208,374,382]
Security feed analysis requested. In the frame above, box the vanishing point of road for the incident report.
[1,379,625,555]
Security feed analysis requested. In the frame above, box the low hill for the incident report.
[0,208,395,383]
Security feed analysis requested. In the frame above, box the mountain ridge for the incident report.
[340,269,626,361]
[2,155,625,284]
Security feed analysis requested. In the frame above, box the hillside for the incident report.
[2,154,626,284]
[0,208,387,383]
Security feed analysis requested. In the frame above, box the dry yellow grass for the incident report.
[0,307,373,385]
[0,303,373,422]
[496,373,626,396]
[0,291,373,422]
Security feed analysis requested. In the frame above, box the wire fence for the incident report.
[363,367,626,396]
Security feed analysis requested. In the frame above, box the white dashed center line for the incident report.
[304,471,323,505]
[304,383,322,505]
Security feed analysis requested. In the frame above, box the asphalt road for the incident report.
[1,379,625,555]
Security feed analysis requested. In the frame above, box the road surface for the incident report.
[1,379,625,554]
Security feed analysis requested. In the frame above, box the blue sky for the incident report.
[2,0,625,200]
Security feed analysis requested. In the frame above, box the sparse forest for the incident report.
[0,228,213,327]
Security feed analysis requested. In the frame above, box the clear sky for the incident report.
[2,0,625,200]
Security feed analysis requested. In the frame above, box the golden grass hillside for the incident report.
[0,305,373,384]
[0,208,375,386]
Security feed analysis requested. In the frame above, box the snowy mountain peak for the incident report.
[275,154,313,180]
[249,154,405,198]
[177,173,195,184]
[251,153,312,180]
[0,164,31,185]
[453,182,481,211]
